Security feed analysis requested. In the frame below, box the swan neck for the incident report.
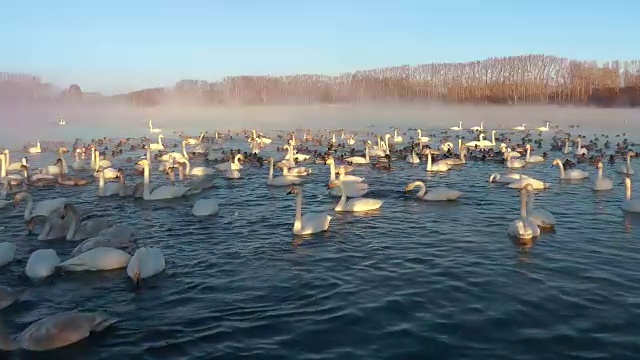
[336,183,347,209]
[268,159,274,180]
[427,152,432,170]
[294,191,302,230]
[0,156,5,178]
[418,182,426,197]
[626,180,632,200]
[598,166,603,178]
[98,171,105,195]
[329,161,336,181]
[143,162,150,197]
[520,194,527,218]
[24,196,34,220]
[182,142,188,159]
[65,208,80,240]
[557,162,565,177]
[365,146,370,162]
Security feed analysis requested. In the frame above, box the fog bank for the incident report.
[1,103,639,148]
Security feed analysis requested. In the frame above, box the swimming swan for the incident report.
[593,162,613,191]
[488,173,529,184]
[62,203,115,241]
[0,311,117,352]
[426,150,451,172]
[552,159,589,180]
[525,144,544,163]
[58,247,131,272]
[137,159,190,200]
[192,198,220,216]
[405,180,462,201]
[622,177,640,213]
[523,184,556,230]
[0,242,16,267]
[328,180,383,211]
[507,187,540,239]
[268,157,302,186]
[288,187,331,235]
[25,249,60,280]
[616,151,634,175]
[127,247,166,285]
[507,176,550,190]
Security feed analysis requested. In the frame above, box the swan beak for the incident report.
[286,189,294,195]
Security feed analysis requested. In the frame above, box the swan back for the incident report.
[127,247,166,283]
[58,247,131,272]
[25,249,60,280]
[0,242,16,267]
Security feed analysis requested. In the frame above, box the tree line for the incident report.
[3,55,640,107]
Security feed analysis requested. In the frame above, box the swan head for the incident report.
[327,180,339,189]
[552,159,562,167]
[12,192,30,207]
[595,162,603,170]
[523,183,534,193]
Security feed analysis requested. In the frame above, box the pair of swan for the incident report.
[288,187,331,235]
[137,159,190,200]
[283,144,310,162]
[3,149,27,171]
[552,159,589,180]
[0,311,116,352]
[405,180,461,201]
[325,157,368,197]
[327,181,383,211]
[508,184,556,238]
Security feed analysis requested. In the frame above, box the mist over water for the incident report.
[1,103,639,147]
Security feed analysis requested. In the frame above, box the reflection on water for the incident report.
[0,131,639,359]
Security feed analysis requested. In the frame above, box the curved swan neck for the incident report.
[182,141,188,159]
[414,181,426,197]
[556,161,565,177]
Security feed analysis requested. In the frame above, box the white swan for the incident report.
[505,151,526,168]
[27,141,41,154]
[552,159,589,180]
[0,285,22,310]
[616,151,634,175]
[574,137,588,156]
[406,148,420,164]
[149,119,162,133]
[507,176,550,190]
[13,192,68,222]
[25,249,60,280]
[149,134,165,150]
[525,144,544,163]
[62,204,114,241]
[450,121,462,131]
[344,146,370,164]
[470,121,484,131]
[32,210,69,240]
[192,198,219,216]
[70,226,136,257]
[267,157,302,186]
[441,147,467,165]
[288,187,331,235]
[96,167,121,197]
[57,247,131,272]
[393,129,403,143]
[328,181,383,211]
[537,121,550,132]
[426,150,450,172]
[93,151,118,179]
[159,140,188,162]
[512,124,526,131]
[282,165,311,177]
[0,311,116,351]
[593,162,613,191]
[127,247,166,285]
[488,173,529,184]
[416,129,430,143]
[72,149,87,170]
[137,159,190,200]
[523,184,556,229]
[180,158,216,176]
[405,180,461,201]
[507,187,540,239]
[214,154,244,171]
[3,150,27,171]
[622,177,640,213]
[0,242,16,267]
[326,158,364,182]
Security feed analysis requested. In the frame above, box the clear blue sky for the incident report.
[3,0,639,94]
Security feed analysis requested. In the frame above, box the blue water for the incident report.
[1,131,640,359]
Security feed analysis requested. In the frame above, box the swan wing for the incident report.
[344,198,383,211]
[32,198,68,218]
[58,247,131,271]
[192,199,219,216]
[25,249,60,280]
[299,212,331,234]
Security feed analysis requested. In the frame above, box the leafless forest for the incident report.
[3,55,640,107]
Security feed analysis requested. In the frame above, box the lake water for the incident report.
[1,108,640,359]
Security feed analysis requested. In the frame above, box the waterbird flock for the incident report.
[0,118,638,353]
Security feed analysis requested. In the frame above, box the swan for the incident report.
[347,135,356,145]
[137,159,190,200]
[116,169,142,197]
[40,147,69,175]
[70,226,136,257]
[282,165,311,177]
[0,242,15,267]
[416,129,430,143]
[593,162,614,191]
[622,177,640,213]
[0,311,117,352]
[0,285,22,310]
[3,150,27,171]
[27,141,41,154]
[392,129,403,143]
[507,187,540,239]
[0,156,24,186]
[574,137,588,156]
[524,184,556,230]
[54,159,88,186]
[159,140,188,162]
[406,148,420,164]
[72,149,87,170]
[537,121,550,132]
[0,179,12,209]
[325,158,368,197]
[127,247,166,285]
[328,181,383,211]
[58,247,131,272]
[562,138,571,154]
[288,187,331,235]
[405,180,462,201]
[283,144,310,162]
[426,150,451,172]
[470,121,484,131]
[441,147,467,165]
[62,204,114,241]
[507,176,550,190]
[525,144,544,163]
[149,118,162,133]
[450,121,462,131]
[224,167,242,179]
[267,157,302,186]
[552,159,589,180]
[13,192,68,222]
[180,158,216,176]
[93,151,118,179]
[25,249,60,280]
[512,124,526,131]
[32,210,70,240]
[192,198,219,216]
[477,131,497,148]
[214,154,244,171]
[505,151,526,168]
[149,134,165,150]
[616,151,634,175]
[326,158,363,182]
[96,167,121,197]
[344,146,370,164]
